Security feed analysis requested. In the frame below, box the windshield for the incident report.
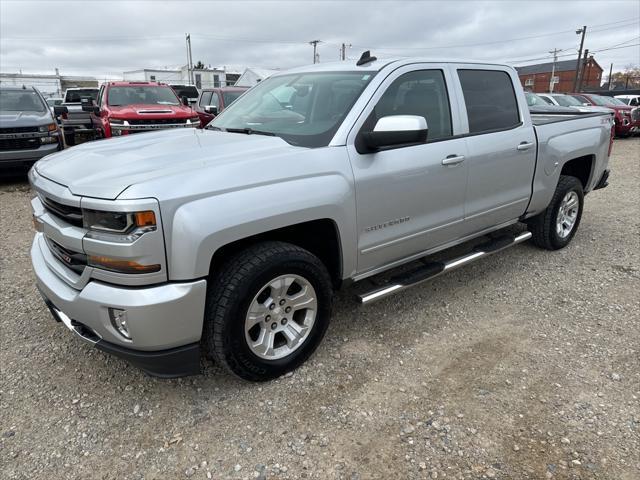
[552,95,583,107]
[46,98,63,107]
[525,92,548,107]
[65,89,98,103]
[108,86,180,106]
[599,96,627,106]
[0,90,46,112]
[222,91,244,107]
[586,95,615,107]
[209,71,375,148]
[172,85,199,98]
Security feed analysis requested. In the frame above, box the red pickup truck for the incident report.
[569,93,638,137]
[193,87,248,127]
[84,81,200,138]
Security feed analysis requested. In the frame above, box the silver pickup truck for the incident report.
[29,55,613,380]
[57,87,99,146]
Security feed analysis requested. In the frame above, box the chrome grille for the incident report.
[42,196,83,227]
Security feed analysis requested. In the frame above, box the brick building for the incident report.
[516,57,603,93]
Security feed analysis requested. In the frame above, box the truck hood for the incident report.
[34,129,297,199]
[108,104,194,118]
[0,110,53,128]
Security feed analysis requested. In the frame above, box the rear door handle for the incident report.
[442,154,465,166]
[517,141,535,151]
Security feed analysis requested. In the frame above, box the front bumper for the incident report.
[0,142,60,167]
[31,233,207,376]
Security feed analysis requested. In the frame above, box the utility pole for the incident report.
[340,43,351,61]
[607,63,613,90]
[309,40,321,64]
[577,48,589,92]
[548,48,562,93]
[186,33,194,85]
[573,25,587,91]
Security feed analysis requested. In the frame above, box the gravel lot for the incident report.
[1,139,639,480]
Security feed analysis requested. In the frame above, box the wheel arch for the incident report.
[560,154,595,191]
[208,219,344,288]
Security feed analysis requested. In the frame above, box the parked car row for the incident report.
[1,81,248,173]
[526,91,639,137]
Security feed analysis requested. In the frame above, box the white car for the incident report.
[614,95,640,107]
[537,93,613,114]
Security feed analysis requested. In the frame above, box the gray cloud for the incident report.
[1,0,638,80]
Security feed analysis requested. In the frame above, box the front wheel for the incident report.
[203,241,333,381]
[527,175,584,250]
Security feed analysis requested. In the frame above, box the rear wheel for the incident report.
[203,241,333,381]
[527,175,584,250]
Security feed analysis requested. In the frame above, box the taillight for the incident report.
[608,124,614,157]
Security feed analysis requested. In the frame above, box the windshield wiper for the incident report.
[224,127,276,137]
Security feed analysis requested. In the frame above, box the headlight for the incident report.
[39,123,57,133]
[83,209,156,233]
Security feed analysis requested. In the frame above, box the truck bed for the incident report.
[527,111,612,217]
[530,110,611,126]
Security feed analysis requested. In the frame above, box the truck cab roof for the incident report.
[282,57,515,75]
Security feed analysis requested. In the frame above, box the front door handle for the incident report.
[442,154,465,166]
[517,141,535,151]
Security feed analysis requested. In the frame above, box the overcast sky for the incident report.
[1,0,638,80]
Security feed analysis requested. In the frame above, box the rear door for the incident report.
[453,67,536,232]
[347,64,470,274]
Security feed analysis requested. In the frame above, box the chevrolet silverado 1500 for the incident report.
[54,88,100,146]
[83,81,200,138]
[1,86,63,172]
[30,54,612,380]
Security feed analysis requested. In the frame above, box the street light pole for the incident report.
[573,26,587,91]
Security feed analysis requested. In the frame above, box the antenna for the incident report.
[356,51,377,66]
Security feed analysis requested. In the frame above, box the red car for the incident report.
[84,82,200,138]
[568,93,638,137]
[193,87,248,127]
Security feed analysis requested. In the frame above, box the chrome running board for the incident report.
[358,231,532,304]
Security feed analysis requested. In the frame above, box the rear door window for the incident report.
[458,69,520,134]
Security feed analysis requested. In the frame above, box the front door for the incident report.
[347,66,469,274]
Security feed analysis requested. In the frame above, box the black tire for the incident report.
[527,175,584,250]
[64,133,75,147]
[203,241,333,381]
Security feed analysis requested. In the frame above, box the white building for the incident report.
[0,72,98,97]
[123,68,183,83]
[235,67,279,87]
[123,67,233,89]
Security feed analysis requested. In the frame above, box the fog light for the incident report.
[108,308,131,339]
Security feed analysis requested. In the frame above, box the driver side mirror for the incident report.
[53,105,68,116]
[181,96,189,106]
[204,105,218,115]
[361,115,428,152]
